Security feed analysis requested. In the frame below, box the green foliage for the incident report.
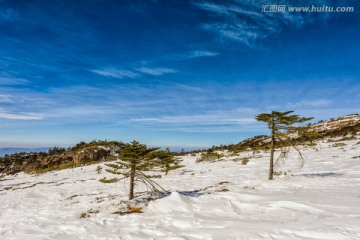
[105,141,159,175]
[70,140,123,152]
[48,147,66,155]
[256,110,313,133]
[148,150,183,175]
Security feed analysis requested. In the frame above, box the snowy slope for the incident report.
[1,137,360,239]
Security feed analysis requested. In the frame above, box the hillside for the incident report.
[0,132,359,239]
[311,114,360,134]
[213,113,360,152]
[0,140,123,174]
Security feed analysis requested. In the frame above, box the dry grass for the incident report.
[113,206,143,215]
[331,142,347,147]
[98,177,118,183]
[232,157,249,165]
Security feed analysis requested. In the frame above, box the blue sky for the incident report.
[1,0,360,149]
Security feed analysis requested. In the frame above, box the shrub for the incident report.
[98,177,118,183]
[79,212,89,218]
[273,171,290,176]
[196,152,224,163]
[232,157,249,165]
[241,158,249,165]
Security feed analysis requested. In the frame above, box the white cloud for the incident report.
[0,112,43,120]
[126,114,261,133]
[92,66,176,79]
[0,76,29,85]
[288,99,332,108]
[136,67,176,76]
[186,51,219,58]
[130,114,256,125]
[194,1,308,46]
[91,68,140,79]
[0,94,15,103]
[169,50,219,60]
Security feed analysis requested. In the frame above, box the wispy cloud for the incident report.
[130,115,255,124]
[184,50,219,58]
[91,66,176,79]
[91,68,140,79]
[194,1,307,46]
[0,94,15,103]
[136,67,176,76]
[167,50,219,60]
[288,99,332,108]
[0,76,29,85]
[126,111,261,133]
[0,111,43,120]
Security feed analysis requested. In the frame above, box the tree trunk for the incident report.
[165,164,169,175]
[129,164,136,200]
[269,117,275,180]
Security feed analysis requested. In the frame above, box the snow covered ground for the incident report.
[1,137,360,239]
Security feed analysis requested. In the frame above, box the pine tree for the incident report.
[103,141,181,200]
[256,111,313,180]
[149,150,183,175]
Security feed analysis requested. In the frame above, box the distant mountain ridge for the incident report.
[1,114,359,174]
[0,147,51,157]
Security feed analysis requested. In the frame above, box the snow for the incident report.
[1,138,360,239]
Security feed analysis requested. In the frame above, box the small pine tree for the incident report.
[149,150,183,175]
[256,111,313,180]
[104,141,181,200]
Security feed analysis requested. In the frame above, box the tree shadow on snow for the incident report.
[298,172,343,177]
[177,190,203,197]
[130,189,203,204]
